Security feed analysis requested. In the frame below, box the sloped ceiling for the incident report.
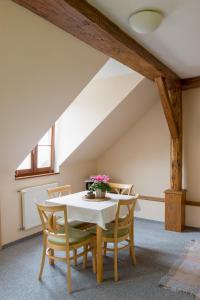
[87,0,200,78]
[56,62,143,167]
[0,1,107,172]
[65,78,158,164]
[94,58,134,80]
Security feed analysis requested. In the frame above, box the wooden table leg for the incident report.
[49,249,54,265]
[96,225,103,283]
[48,215,56,265]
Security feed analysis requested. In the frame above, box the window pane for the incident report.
[38,128,52,146]
[37,146,51,168]
[17,153,31,170]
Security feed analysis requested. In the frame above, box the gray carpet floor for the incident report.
[0,219,199,300]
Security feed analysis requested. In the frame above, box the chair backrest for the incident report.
[108,182,133,195]
[37,203,69,246]
[114,195,139,239]
[47,184,71,198]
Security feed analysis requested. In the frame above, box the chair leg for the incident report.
[38,236,46,280]
[129,244,136,265]
[66,251,72,294]
[114,242,118,282]
[73,249,77,266]
[129,232,136,265]
[83,245,88,269]
[49,249,54,266]
[92,245,97,274]
[103,242,107,256]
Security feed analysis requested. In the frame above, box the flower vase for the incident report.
[95,189,106,199]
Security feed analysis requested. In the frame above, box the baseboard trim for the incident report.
[2,231,42,249]
[135,217,200,231]
[139,195,200,207]
[135,216,164,224]
[185,225,200,231]
[138,195,164,202]
[186,201,200,207]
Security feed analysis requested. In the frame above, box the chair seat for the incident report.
[56,217,84,228]
[48,227,93,246]
[103,223,129,238]
[86,223,129,239]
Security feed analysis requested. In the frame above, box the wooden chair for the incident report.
[47,184,72,198]
[105,182,134,256]
[103,195,138,281]
[108,182,133,195]
[47,184,88,266]
[37,203,96,294]
[47,184,84,229]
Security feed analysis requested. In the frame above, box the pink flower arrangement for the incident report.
[89,174,111,192]
[90,175,110,183]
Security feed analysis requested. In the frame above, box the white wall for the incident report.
[97,100,169,222]
[0,1,107,174]
[97,88,200,227]
[1,1,200,246]
[183,88,200,202]
[97,101,170,197]
[1,160,96,245]
[67,78,158,163]
[183,88,200,227]
[56,71,143,167]
[0,1,106,246]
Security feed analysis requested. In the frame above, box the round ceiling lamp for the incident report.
[129,10,163,34]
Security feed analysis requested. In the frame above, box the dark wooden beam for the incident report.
[155,77,179,139]
[169,87,182,191]
[181,76,200,90]
[155,77,185,232]
[12,0,179,81]
[167,86,185,231]
[167,84,185,231]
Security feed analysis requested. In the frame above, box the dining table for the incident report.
[46,190,136,283]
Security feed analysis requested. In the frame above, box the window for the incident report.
[15,126,55,178]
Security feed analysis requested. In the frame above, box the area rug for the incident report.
[159,240,200,299]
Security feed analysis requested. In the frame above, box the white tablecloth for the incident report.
[46,191,135,229]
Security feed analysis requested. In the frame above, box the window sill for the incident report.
[15,172,60,180]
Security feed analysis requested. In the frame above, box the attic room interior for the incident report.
[1,0,200,299]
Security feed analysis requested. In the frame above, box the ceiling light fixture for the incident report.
[129,10,163,34]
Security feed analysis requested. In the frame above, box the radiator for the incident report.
[20,182,57,230]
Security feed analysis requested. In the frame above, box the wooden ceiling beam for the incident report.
[12,0,179,81]
[181,76,200,90]
[155,77,179,139]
